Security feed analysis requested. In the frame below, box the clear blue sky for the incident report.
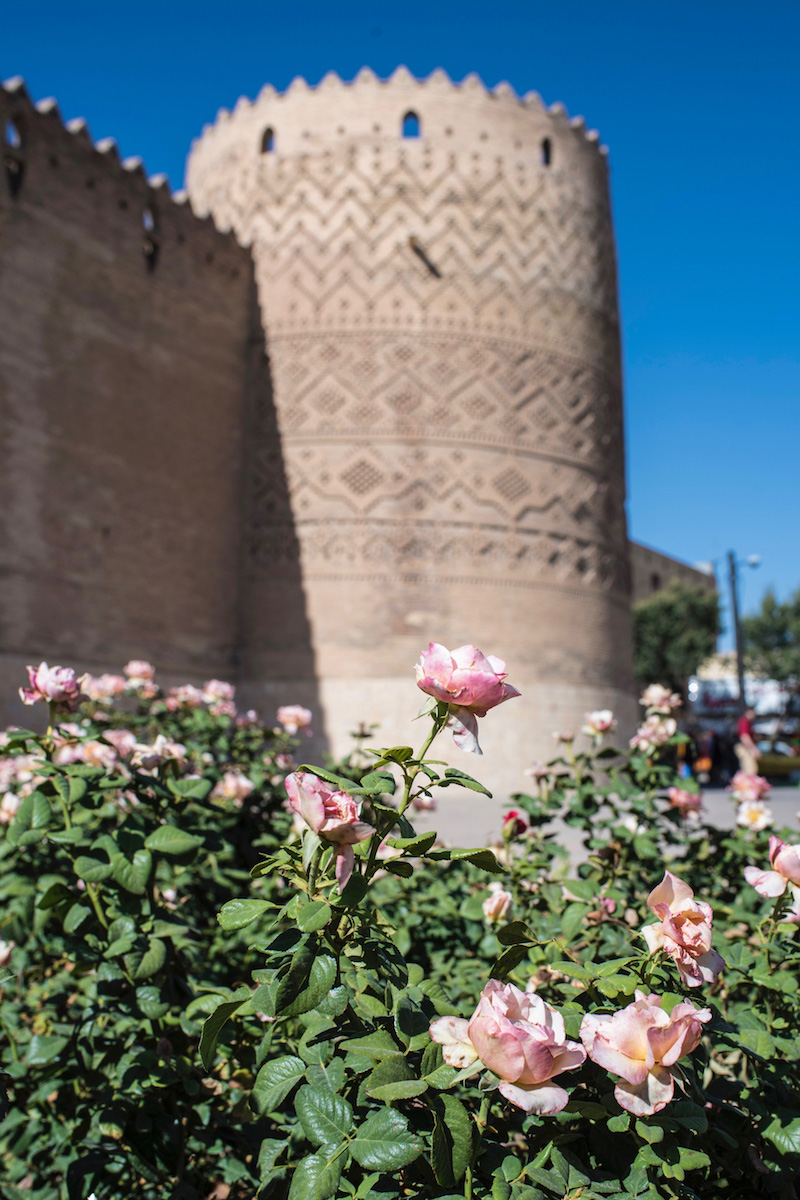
[4,1,798,645]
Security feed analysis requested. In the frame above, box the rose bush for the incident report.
[2,650,800,1199]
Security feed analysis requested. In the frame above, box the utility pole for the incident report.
[728,550,746,713]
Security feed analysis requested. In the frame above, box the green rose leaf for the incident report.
[7,791,51,847]
[126,936,167,980]
[352,771,396,795]
[143,825,204,855]
[350,1108,422,1171]
[110,848,153,895]
[287,1145,344,1200]
[439,766,492,796]
[167,777,213,801]
[199,987,251,1070]
[218,898,272,930]
[432,1094,473,1185]
[295,1084,354,1147]
[25,1033,69,1065]
[73,855,114,883]
[251,1055,306,1115]
[296,901,332,933]
[368,1079,428,1101]
[764,1112,800,1156]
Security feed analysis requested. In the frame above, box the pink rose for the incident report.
[667,787,702,816]
[167,685,204,709]
[744,835,800,898]
[430,981,585,1113]
[277,705,313,736]
[582,710,616,737]
[415,643,520,755]
[642,871,724,988]
[729,771,771,804]
[640,685,682,714]
[482,884,513,924]
[212,771,255,804]
[203,679,235,703]
[285,771,373,888]
[84,674,128,701]
[103,729,137,758]
[131,735,187,772]
[630,715,677,754]
[580,991,711,1115]
[123,660,155,682]
[20,663,85,710]
[236,709,260,727]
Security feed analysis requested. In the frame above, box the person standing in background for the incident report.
[735,706,760,774]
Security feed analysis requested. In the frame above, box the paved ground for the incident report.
[411,783,800,857]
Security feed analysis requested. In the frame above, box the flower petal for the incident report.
[448,708,482,755]
[744,866,787,897]
[614,1066,674,1116]
[498,1080,569,1114]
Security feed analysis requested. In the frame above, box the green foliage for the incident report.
[3,668,800,1199]
[744,585,800,684]
[634,582,721,693]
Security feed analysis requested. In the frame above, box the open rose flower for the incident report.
[642,871,724,988]
[285,771,373,888]
[729,771,771,804]
[277,705,313,736]
[166,685,205,710]
[630,715,677,755]
[124,660,155,682]
[212,771,255,806]
[84,673,128,701]
[203,679,235,704]
[415,643,520,755]
[640,685,682,714]
[131,735,187,772]
[744,835,800,899]
[430,981,585,1113]
[482,883,513,924]
[737,799,773,832]
[20,663,85,711]
[0,792,20,824]
[580,991,710,1115]
[667,787,702,818]
[582,710,616,737]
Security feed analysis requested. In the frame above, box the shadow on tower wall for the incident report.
[233,274,325,755]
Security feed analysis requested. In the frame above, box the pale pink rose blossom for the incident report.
[20,663,85,710]
[0,939,15,968]
[482,883,513,924]
[580,991,710,1115]
[84,674,128,701]
[415,643,520,755]
[667,787,703,817]
[744,835,800,899]
[212,771,255,805]
[209,699,237,718]
[630,715,677,754]
[203,680,235,703]
[737,799,773,832]
[123,660,155,682]
[430,981,585,1113]
[166,685,205,710]
[131,735,187,772]
[640,685,682,714]
[103,729,137,758]
[582,710,616,737]
[277,705,313,736]
[0,792,20,824]
[642,871,724,988]
[285,771,373,888]
[601,897,617,916]
[729,771,771,804]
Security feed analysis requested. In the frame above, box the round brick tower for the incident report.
[187,67,635,795]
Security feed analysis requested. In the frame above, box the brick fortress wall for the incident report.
[187,68,636,790]
[0,77,267,720]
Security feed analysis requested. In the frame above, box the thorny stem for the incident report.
[465,1091,492,1199]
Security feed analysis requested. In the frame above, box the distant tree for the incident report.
[743,587,800,684]
[633,582,721,695]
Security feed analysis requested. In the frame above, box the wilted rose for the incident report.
[415,643,520,755]
[431,981,585,1113]
[744,835,800,898]
[285,771,373,887]
[642,871,724,988]
[580,991,711,1115]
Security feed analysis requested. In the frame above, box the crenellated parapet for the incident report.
[1,76,242,275]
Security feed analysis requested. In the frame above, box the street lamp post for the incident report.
[728,551,761,714]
